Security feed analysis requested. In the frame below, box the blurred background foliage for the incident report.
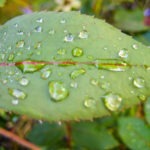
[0,0,150,150]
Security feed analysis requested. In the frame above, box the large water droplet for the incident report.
[57,48,66,55]
[70,69,86,79]
[72,47,83,57]
[95,59,129,72]
[133,77,145,88]
[64,33,74,42]
[78,30,88,39]
[102,92,122,111]
[16,40,25,48]
[16,60,46,73]
[8,88,26,100]
[41,68,51,79]
[34,26,42,32]
[84,98,96,108]
[118,49,128,58]
[19,77,29,86]
[48,81,69,101]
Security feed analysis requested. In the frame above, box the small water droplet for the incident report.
[12,99,19,105]
[138,94,146,101]
[57,49,66,55]
[8,88,26,100]
[133,77,145,88]
[132,44,138,50]
[36,18,43,23]
[49,29,55,35]
[95,59,129,72]
[64,33,74,42]
[14,23,18,27]
[102,92,122,111]
[60,19,66,24]
[72,47,83,57]
[34,26,42,32]
[90,79,99,86]
[70,81,78,88]
[118,49,128,58]
[2,79,8,84]
[78,30,88,39]
[34,42,41,49]
[84,98,96,108]
[16,60,46,73]
[19,77,29,86]
[16,40,25,48]
[41,68,51,79]
[70,68,86,79]
[17,30,24,35]
[48,81,69,101]
[7,54,14,61]
[101,82,110,90]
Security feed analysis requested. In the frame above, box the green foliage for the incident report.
[0,0,6,7]
[0,12,150,122]
[144,97,150,124]
[118,117,150,150]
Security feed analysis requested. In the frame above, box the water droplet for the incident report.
[16,60,46,73]
[78,30,88,39]
[138,94,146,101]
[133,77,145,88]
[70,68,86,79]
[19,77,29,86]
[90,79,99,86]
[95,59,129,72]
[2,79,8,84]
[101,82,110,90]
[34,42,41,49]
[36,18,43,23]
[49,29,55,35]
[12,99,19,105]
[41,68,51,79]
[132,44,138,50]
[14,23,18,27]
[8,88,26,100]
[70,81,78,88]
[60,19,66,24]
[84,98,96,108]
[17,30,24,35]
[118,49,128,58]
[64,33,74,42]
[7,54,14,61]
[34,26,42,32]
[57,49,66,55]
[102,92,122,111]
[72,47,83,57]
[16,40,25,48]
[48,81,69,101]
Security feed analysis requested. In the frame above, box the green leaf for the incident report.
[72,121,119,149]
[114,8,149,32]
[0,12,150,121]
[0,0,6,7]
[27,122,66,149]
[144,97,150,124]
[118,117,150,150]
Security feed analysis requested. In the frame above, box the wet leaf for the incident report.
[118,117,150,150]
[0,12,150,121]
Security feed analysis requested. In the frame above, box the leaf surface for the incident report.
[0,12,150,121]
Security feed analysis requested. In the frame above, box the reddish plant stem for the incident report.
[65,122,72,149]
[0,127,40,150]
